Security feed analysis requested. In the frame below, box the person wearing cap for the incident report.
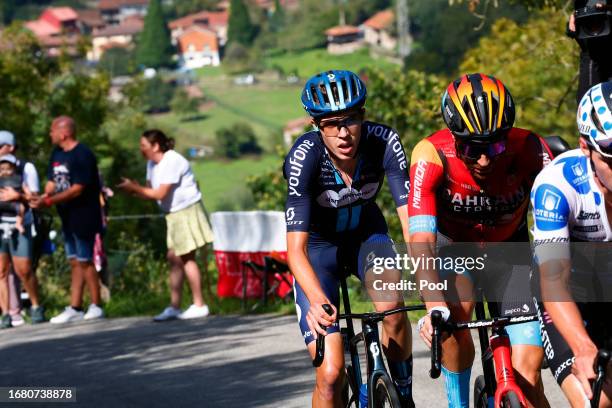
[0,131,44,328]
[30,116,104,324]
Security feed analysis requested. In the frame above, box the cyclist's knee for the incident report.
[315,362,344,400]
[381,308,406,331]
[512,345,544,385]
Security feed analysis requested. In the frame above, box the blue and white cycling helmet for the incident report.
[578,81,612,157]
[301,70,367,119]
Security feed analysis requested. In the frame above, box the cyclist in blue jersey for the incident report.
[284,70,413,407]
[531,81,612,407]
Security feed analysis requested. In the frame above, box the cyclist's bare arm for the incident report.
[396,204,410,244]
[541,259,598,398]
[287,231,337,337]
[407,140,448,313]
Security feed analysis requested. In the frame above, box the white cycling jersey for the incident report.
[531,149,612,263]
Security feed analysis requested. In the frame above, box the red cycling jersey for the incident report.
[408,128,552,242]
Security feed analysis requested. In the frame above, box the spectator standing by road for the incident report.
[118,129,213,321]
[568,0,612,102]
[30,116,104,323]
[0,130,45,328]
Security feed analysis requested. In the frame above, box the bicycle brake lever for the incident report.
[430,310,443,379]
[312,304,334,367]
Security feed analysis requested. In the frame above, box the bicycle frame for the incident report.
[314,276,425,407]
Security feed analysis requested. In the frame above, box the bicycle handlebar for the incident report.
[428,312,539,379]
[312,303,425,367]
[338,304,426,321]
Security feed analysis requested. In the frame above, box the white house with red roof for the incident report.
[176,26,220,69]
[361,9,397,52]
[168,10,229,47]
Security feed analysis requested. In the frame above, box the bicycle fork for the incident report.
[490,329,527,408]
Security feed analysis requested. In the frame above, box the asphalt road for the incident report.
[0,314,568,407]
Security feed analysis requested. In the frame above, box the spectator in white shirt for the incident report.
[118,129,213,321]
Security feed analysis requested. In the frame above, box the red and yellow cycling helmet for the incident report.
[441,73,515,142]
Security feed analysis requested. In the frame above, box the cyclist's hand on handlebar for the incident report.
[418,306,450,348]
[306,301,337,339]
[572,345,598,399]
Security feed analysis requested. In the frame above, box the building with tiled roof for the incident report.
[24,7,81,57]
[98,0,149,25]
[169,10,228,46]
[176,26,220,69]
[88,16,144,61]
[25,6,80,37]
[76,9,106,33]
[362,9,397,52]
[325,25,363,54]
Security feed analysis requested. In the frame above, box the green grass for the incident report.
[149,77,303,152]
[264,47,398,78]
[192,154,281,212]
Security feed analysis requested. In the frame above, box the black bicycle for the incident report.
[312,276,425,408]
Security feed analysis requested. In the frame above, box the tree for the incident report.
[170,88,200,119]
[406,0,528,74]
[459,10,579,145]
[215,122,262,158]
[0,0,16,25]
[135,0,174,68]
[269,0,285,32]
[98,47,134,77]
[164,0,219,19]
[142,76,174,113]
[227,0,257,46]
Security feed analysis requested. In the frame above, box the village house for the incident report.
[88,15,144,61]
[98,0,149,26]
[176,26,221,69]
[76,9,106,34]
[25,7,82,57]
[168,10,229,47]
[362,9,397,52]
[283,117,311,146]
[325,25,363,54]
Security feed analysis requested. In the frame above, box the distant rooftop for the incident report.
[325,25,360,37]
[363,9,394,30]
[169,10,229,30]
[98,0,149,10]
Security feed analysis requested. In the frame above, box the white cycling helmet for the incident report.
[578,81,612,157]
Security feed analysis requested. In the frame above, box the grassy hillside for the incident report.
[264,48,398,78]
[192,154,281,212]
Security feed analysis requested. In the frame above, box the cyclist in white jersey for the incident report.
[531,81,612,407]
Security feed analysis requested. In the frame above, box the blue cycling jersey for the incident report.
[283,121,410,236]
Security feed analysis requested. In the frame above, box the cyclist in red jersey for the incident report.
[409,74,552,408]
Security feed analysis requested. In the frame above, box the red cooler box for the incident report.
[211,211,289,298]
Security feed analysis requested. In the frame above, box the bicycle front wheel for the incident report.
[501,391,522,408]
[473,375,491,408]
[371,374,402,408]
